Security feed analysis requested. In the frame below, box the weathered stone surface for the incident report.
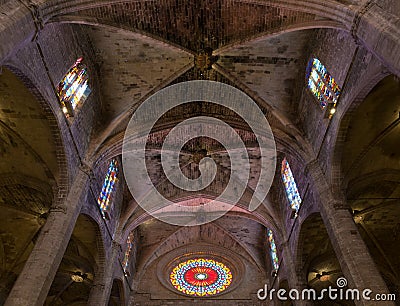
[0,1,399,305]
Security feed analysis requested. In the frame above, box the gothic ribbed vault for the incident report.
[0,0,399,305]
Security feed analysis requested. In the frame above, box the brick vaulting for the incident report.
[0,0,399,305]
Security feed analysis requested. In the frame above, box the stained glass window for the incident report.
[57,57,91,117]
[97,159,118,219]
[281,158,302,213]
[306,58,341,109]
[122,232,134,276]
[267,229,279,271]
[170,258,232,296]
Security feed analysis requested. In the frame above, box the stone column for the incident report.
[306,160,393,306]
[5,168,90,306]
[280,241,313,306]
[87,240,122,305]
[87,169,125,305]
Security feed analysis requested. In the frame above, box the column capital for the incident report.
[79,162,95,180]
[49,205,67,214]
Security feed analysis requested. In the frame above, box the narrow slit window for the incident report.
[57,57,91,117]
[281,158,302,213]
[306,58,341,109]
[122,232,135,276]
[267,229,279,272]
[97,159,118,219]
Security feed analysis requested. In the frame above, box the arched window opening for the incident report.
[122,232,135,277]
[306,57,341,111]
[281,157,302,217]
[57,57,91,117]
[97,159,118,220]
[267,229,279,275]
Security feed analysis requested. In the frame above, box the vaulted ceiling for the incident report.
[65,2,322,299]
[342,75,400,295]
[0,0,399,304]
[0,68,57,303]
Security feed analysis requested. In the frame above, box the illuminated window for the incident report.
[170,258,232,296]
[97,159,118,219]
[281,158,301,213]
[306,58,341,109]
[57,57,91,117]
[122,232,135,276]
[267,229,279,272]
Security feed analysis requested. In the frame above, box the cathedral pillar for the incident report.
[88,170,125,305]
[87,240,122,305]
[4,168,90,306]
[305,160,393,306]
[281,242,312,306]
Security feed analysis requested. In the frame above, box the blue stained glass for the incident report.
[267,229,279,271]
[281,158,301,213]
[97,159,118,218]
[306,58,341,109]
[57,58,91,117]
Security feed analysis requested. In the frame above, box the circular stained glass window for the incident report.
[170,258,232,296]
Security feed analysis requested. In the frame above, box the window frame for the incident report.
[57,57,91,117]
[281,157,302,215]
[305,57,341,110]
[267,229,279,273]
[97,159,119,220]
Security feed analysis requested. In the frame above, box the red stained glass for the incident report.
[184,267,218,287]
[170,258,232,296]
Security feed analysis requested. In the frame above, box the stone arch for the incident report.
[329,70,390,194]
[0,66,68,303]
[137,220,264,278]
[295,213,342,290]
[2,64,71,195]
[44,213,105,305]
[133,217,267,301]
[108,278,125,306]
[345,169,400,298]
[0,180,52,304]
